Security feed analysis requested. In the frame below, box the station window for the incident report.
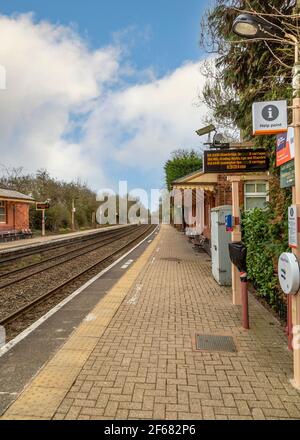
[244,181,268,211]
[0,201,6,223]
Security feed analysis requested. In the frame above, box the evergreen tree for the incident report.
[164,149,202,190]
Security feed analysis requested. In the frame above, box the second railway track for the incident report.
[0,225,137,289]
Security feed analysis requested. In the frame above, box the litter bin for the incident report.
[228,242,247,275]
[228,242,249,330]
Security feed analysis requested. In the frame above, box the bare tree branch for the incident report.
[231,7,300,19]
[264,41,292,68]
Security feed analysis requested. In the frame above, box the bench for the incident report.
[192,235,208,249]
[0,229,33,243]
[186,232,209,252]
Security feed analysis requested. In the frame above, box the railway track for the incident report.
[0,225,137,289]
[0,225,156,330]
[0,225,131,265]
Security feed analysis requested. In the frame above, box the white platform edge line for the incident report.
[0,226,159,358]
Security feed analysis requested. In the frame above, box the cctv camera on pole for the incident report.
[196,124,216,145]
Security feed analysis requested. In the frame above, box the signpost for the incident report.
[228,176,243,307]
[252,100,288,135]
[36,202,50,237]
[204,149,269,174]
[36,202,50,211]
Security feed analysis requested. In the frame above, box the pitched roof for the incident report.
[172,170,219,187]
[172,169,204,184]
[0,188,35,202]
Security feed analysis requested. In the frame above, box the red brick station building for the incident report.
[0,188,35,238]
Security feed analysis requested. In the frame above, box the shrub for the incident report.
[242,208,289,319]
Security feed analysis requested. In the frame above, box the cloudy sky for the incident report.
[0,0,212,193]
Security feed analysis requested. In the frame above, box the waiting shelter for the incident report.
[171,169,269,251]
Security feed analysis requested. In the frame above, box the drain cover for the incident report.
[196,334,237,353]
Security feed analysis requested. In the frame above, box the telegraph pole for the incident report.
[71,199,76,232]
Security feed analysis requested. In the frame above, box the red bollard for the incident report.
[240,272,249,330]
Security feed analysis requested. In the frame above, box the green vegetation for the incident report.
[200,0,297,315]
[0,167,98,233]
[1,166,150,233]
[164,149,202,191]
[200,1,294,139]
[242,206,290,319]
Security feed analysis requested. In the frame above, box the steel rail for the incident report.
[0,225,132,265]
[0,226,142,290]
[0,226,138,286]
[0,225,155,326]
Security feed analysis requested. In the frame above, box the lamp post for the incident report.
[232,12,300,388]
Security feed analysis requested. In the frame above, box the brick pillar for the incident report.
[216,175,233,206]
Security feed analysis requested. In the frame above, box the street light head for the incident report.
[232,13,285,40]
[233,18,258,38]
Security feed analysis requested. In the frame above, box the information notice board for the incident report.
[280,160,295,189]
[204,149,269,174]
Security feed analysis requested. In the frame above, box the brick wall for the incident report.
[14,203,30,229]
[0,201,30,231]
[215,175,244,208]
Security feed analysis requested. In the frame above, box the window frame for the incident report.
[0,200,7,224]
[244,181,269,211]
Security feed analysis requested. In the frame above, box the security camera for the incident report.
[195,124,216,137]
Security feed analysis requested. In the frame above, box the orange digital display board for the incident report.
[204,149,269,174]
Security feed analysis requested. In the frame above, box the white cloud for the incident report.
[85,62,207,173]
[0,13,209,191]
[0,13,119,186]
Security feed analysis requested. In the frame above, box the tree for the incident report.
[164,149,203,191]
[199,0,297,315]
[200,1,296,139]
[0,167,98,232]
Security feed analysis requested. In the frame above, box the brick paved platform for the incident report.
[2,225,300,420]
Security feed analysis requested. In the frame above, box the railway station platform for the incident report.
[0,225,128,254]
[1,225,300,420]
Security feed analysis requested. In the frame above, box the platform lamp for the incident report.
[232,12,300,389]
